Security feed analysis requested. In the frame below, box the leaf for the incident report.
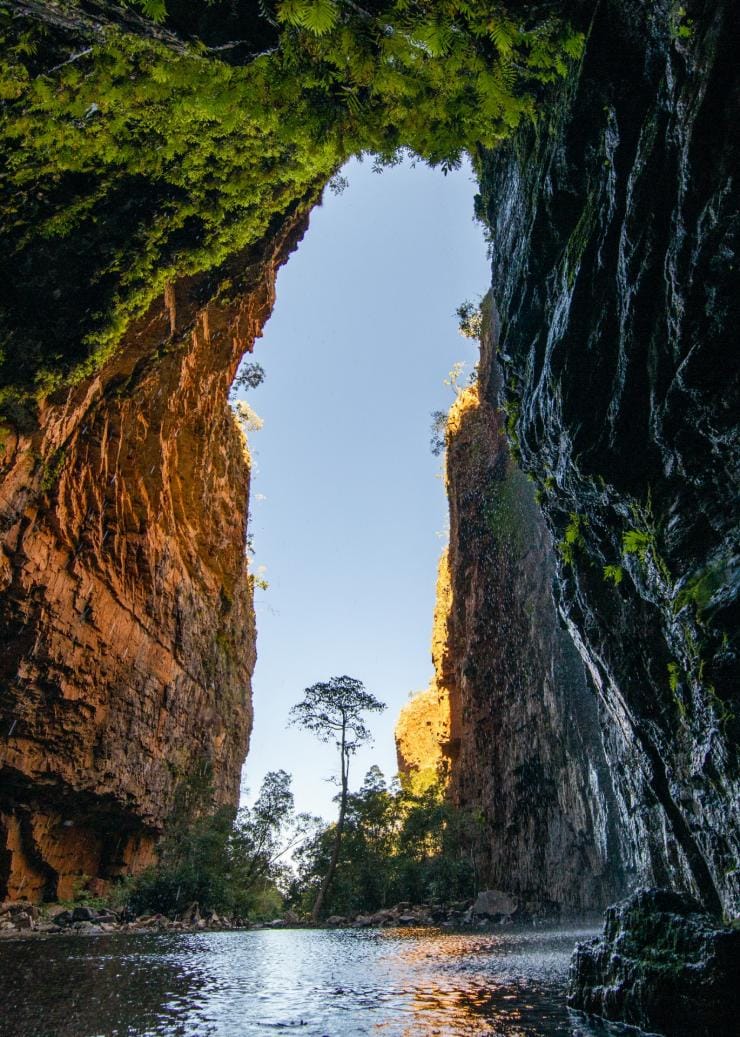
[276,0,305,28]
[488,18,514,57]
[415,20,453,58]
[279,0,339,36]
[563,33,585,59]
[131,0,168,24]
[603,565,623,587]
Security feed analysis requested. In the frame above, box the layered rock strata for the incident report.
[398,310,624,913]
[476,0,739,922]
[0,207,310,901]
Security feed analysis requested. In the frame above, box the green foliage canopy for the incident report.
[128,769,315,918]
[0,1,583,408]
[289,674,386,753]
[291,767,483,916]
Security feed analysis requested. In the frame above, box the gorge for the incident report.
[0,1,738,1034]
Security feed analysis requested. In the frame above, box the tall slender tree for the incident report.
[289,675,385,921]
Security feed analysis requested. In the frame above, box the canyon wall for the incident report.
[0,209,309,901]
[1,0,737,943]
[398,0,738,928]
[398,309,624,913]
[476,0,739,918]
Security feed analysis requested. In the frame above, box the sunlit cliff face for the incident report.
[395,550,457,789]
[0,210,311,902]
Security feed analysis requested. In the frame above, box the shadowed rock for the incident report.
[568,887,740,1036]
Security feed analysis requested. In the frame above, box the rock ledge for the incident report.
[567,888,740,1036]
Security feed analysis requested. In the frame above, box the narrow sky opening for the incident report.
[239,154,489,820]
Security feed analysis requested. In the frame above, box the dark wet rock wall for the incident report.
[476,0,739,918]
[568,887,740,1036]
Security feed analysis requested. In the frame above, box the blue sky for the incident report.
[237,154,489,821]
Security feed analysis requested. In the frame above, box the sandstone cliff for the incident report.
[395,552,457,787]
[0,209,309,901]
[398,312,624,913]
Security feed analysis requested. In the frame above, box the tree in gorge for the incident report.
[127,769,314,919]
[289,675,386,921]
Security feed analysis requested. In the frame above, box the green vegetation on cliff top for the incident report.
[0,1,583,411]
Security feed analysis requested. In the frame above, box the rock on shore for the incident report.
[0,900,245,937]
[0,892,551,938]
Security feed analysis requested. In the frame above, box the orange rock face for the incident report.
[395,683,452,786]
[395,552,459,785]
[0,209,310,901]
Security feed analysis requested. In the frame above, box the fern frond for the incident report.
[280,0,339,37]
[496,59,516,89]
[276,0,305,29]
[257,0,278,27]
[563,33,585,59]
[488,18,514,57]
[415,20,453,58]
[129,0,168,24]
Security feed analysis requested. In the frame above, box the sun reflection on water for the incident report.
[0,925,611,1037]
[371,928,584,1036]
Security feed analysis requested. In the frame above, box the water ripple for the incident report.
[0,926,641,1037]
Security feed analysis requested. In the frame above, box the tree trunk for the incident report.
[311,737,349,922]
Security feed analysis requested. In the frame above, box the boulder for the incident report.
[52,910,73,927]
[1,901,37,919]
[136,913,167,928]
[568,888,740,1037]
[45,905,70,920]
[72,906,97,922]
[369,910,395,926]
[396,914,419,926]
[12,911,33,930]
[472,890,517,918]
[325,916,347,927]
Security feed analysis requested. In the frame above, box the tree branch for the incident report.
[45,46,94,74]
